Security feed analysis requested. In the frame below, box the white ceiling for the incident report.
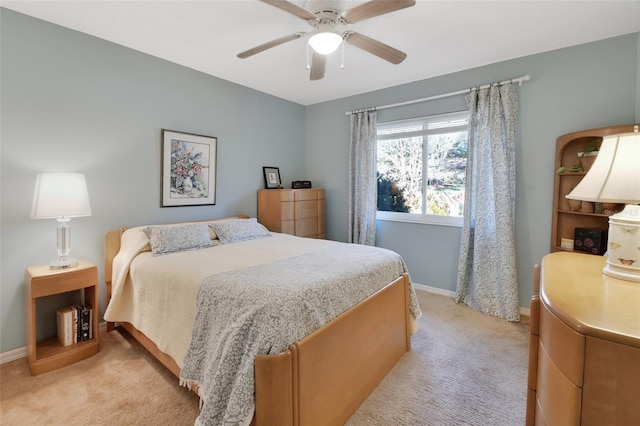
[2,0,639,106]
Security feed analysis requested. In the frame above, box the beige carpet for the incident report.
[0,290,529,425]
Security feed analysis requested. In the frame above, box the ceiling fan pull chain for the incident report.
[306,42,310,70]
[341,41,345,70]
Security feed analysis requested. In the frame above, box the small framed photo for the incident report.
[263,167,282,189]
[161,129,217,207]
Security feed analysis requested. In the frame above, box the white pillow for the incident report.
[143,223,213,256]
[208,218,270,244]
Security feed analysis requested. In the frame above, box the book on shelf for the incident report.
[56,304,93,346]
[73,305,80,343]
[56,306,75,347]
[80,305,91,341]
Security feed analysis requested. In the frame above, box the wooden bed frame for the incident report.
[104,220,412,425]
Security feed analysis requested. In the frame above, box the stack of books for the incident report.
[56,305,93,346]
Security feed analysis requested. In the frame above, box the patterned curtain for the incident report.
[348,110,377,245]
[455,83,520,322]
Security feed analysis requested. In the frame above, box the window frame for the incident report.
[375,110,469,228]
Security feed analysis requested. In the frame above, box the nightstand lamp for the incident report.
[566,128,640,282]
[31,172,92,269]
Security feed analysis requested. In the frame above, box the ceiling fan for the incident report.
[237,0,416,81]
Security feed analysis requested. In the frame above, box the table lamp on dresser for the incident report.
[566,127,640,282]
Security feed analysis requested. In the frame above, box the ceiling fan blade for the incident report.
[260,0,317,21]
[237,33,303,59]
[309,52,326,81]
[342,0,416,24]
[345,32,407,64]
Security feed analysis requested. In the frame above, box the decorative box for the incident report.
[560,238,574,251]
[573,228,608,255]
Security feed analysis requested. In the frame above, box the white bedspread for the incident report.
[104,227,354,366]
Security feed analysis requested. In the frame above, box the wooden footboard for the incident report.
[104,220,412,425]
[255,274,411,425]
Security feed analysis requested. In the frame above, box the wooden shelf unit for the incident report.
[550,124,638,253]
[25,260,99,375]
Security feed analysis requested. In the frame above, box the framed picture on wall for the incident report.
[263,166,282,189]
[161,129,217,207]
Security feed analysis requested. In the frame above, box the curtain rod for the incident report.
[346,74,531,116]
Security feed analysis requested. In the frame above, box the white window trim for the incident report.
[376,110,468,228]
[376,210,463,227]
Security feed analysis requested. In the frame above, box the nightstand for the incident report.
[25,260,99,375]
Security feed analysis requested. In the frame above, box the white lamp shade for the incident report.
[566,132,640,203]
[308,31,343,55]
[31,173,92,219]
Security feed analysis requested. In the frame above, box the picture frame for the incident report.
[262,166,282,189]
[161,129,217,207]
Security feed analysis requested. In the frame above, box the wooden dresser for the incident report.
[527,252,640,425]
[257,188,325,239]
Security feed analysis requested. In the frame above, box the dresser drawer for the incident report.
[295,200,320,220]
[281,220,294,235]
[278,191,295,202]
[295,218,320,237]
[582,337,640,426]
[294,189,324,201]
[539,303,585,386]
[536,341,581,426]
[280,202,294,221]
[534,400,548,426]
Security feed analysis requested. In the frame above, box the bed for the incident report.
[104,216,421,425]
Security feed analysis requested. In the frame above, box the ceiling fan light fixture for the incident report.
[308,31,343,55]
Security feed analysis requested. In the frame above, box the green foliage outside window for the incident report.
[377,173,409,212]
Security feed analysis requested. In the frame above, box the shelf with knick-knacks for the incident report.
[551,124,638,253]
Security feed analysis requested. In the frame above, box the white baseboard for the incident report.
[412,282,530,317]
[412,282,456,297]
[1,322,108,365]
[0,346,27,364]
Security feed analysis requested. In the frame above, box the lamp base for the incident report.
[49,257,78,270]
[604,263,640,282]
[604,204,640,283]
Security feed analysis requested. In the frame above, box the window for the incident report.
[376,111,469,226]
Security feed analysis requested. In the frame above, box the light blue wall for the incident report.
[0,9,305,352]
[1,8,638,353]
[637,32,640,121]
[305,33,638,308]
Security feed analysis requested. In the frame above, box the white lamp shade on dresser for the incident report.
[566,131,640,282]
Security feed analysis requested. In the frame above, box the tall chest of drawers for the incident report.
[257,188,325,239]
[526,252,640,425]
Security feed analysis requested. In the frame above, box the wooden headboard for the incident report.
[103,227,125,288]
